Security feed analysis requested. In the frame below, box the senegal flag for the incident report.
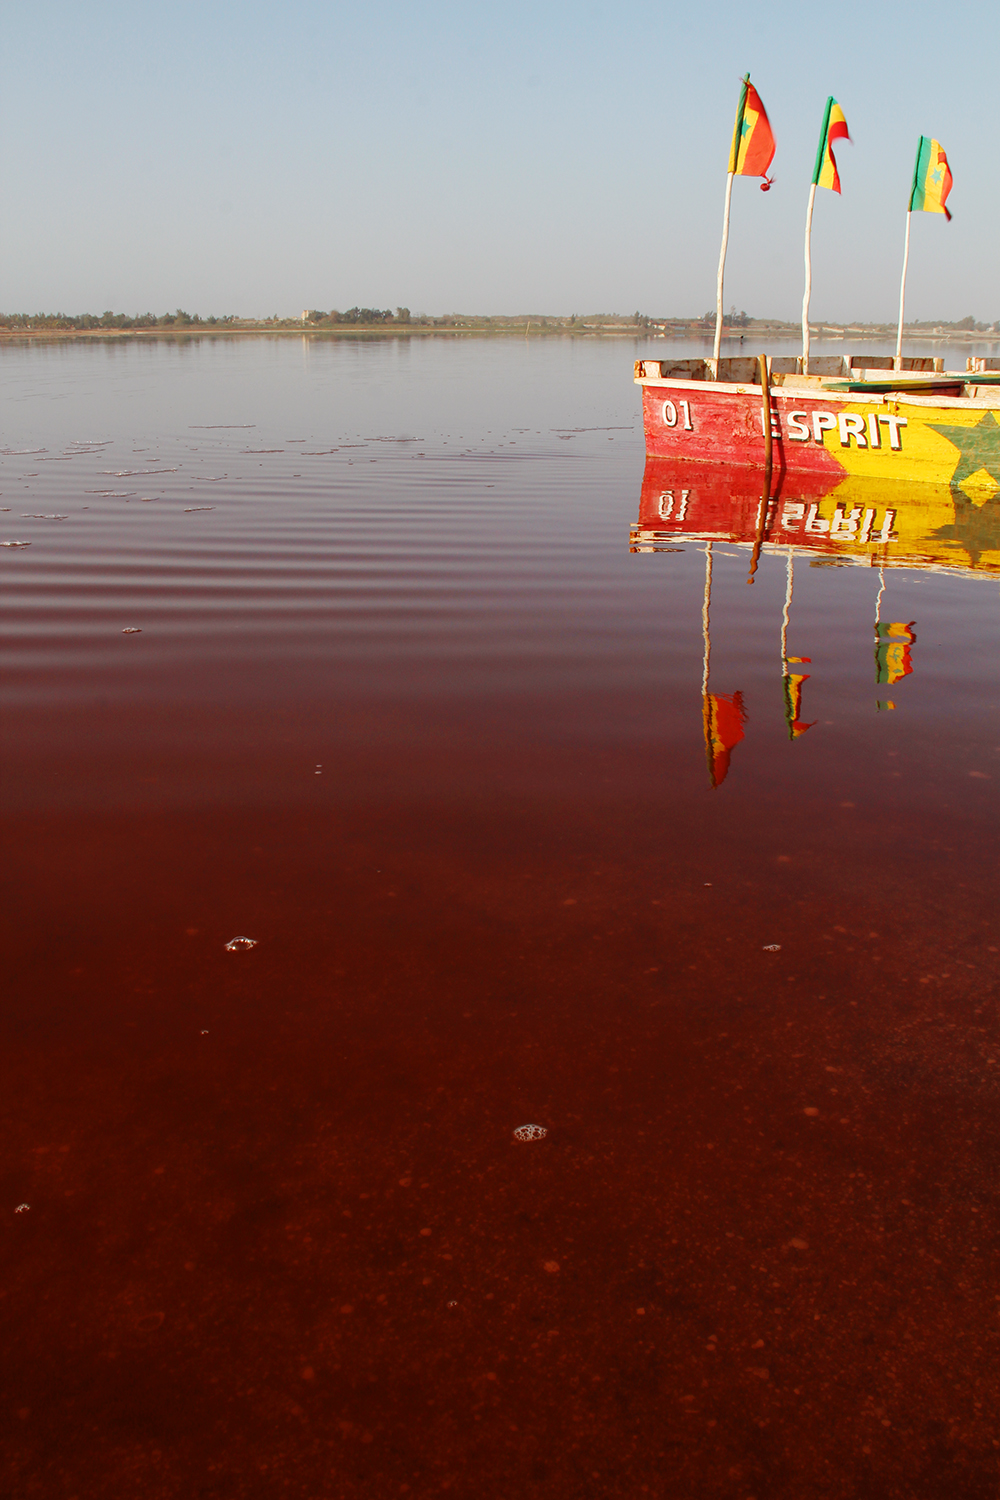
[812,97,850,193]
[909,136,953,220]
[728,76,776,184]
[703,690,746,789]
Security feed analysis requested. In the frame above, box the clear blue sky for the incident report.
[3,0,996,322]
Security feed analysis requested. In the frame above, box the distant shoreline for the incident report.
[1,323,996,345]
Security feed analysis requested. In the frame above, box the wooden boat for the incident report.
[635,354,1000,497]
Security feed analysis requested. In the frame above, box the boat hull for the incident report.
[636,370,1000,496]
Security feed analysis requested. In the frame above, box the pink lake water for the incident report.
[2,333,999,1499]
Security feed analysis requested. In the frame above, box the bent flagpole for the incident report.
[714,172,736,363]
[714,75,750,366]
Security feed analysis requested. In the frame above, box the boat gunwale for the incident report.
[634,372,1000,410]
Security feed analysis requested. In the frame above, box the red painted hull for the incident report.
[640,380,850,477]
[633,358,999,489]
[641,378,851,471]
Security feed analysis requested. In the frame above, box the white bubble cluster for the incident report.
[513,1124,547,1142]
[762,944,781,951]
[224,936,258,952]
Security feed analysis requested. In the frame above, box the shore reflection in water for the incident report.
[2,338,999,1498]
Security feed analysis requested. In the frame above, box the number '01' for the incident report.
[662,399,693,431]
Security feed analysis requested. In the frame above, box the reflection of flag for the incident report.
[783,671,816,739]
[703,691,746,788]
[875,622,915,685]
[909,137,953,220]
[812,98,850,193]
[728,79,776,181]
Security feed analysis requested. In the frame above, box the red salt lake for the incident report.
[2,334,999,1498]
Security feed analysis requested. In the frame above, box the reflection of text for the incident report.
[657,489,691,520]
[781,503,897,541]
[654,495,897,541]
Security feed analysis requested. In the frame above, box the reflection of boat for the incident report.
[630,456,1000,577]
[634,355,1000,496]
[638,458,995,786]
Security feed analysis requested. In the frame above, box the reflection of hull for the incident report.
[632,458,1000,576]
[634,359,1000,497]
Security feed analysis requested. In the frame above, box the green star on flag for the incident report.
[928,410,1000,496]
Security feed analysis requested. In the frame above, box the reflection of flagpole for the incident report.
[781,547,815,739]
[702,541,716,786]
[701,543,747,787]
[780,547,796,740]
[781,547,794,669]
[875,563,893,711]
[702,541,714,694]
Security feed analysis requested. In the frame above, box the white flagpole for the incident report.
[714,172,735,366]
[801,183,817,375]
[895,210,912,368]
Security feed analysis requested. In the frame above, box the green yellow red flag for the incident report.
[811,98,850,193]
[875,622,916,685]
[782,670,816,740]
[703,690,746,789]
[909,137,953,220]
[727,76,776,186]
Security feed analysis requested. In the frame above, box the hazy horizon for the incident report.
[3,310,998,332]
[4,0,997,325]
